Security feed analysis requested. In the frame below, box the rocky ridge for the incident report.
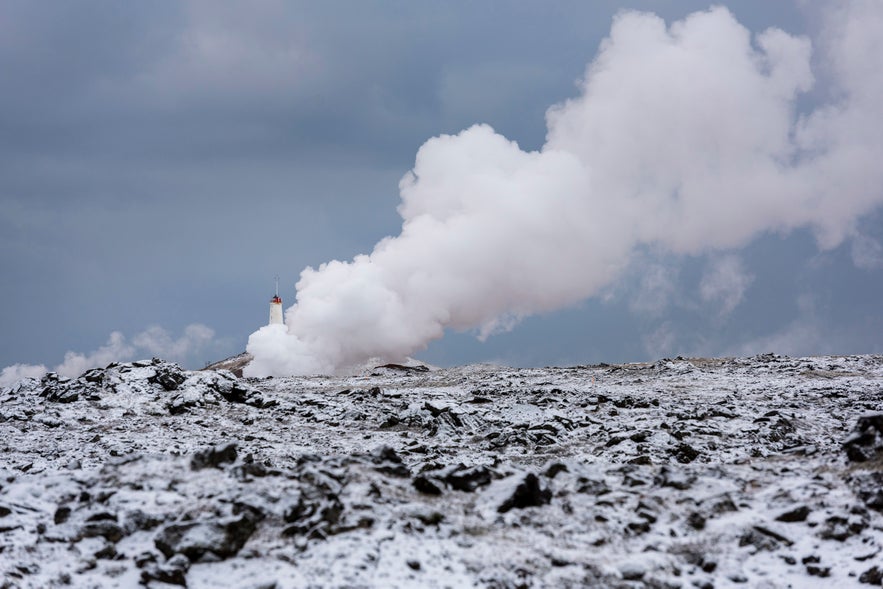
[1,354,883,587]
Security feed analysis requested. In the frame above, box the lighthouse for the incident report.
[269,276,284,325]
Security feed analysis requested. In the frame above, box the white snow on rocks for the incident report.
[1,354,883,587]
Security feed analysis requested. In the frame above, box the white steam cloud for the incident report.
[0,324,215,387]
[247,3,883,376]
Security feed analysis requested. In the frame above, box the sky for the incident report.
[1,1,882,380]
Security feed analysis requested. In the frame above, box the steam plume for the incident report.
[246,3,883,376]
[0,324,215,387]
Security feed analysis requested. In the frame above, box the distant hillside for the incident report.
[203,352,252,377]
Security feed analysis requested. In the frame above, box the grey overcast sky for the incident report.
[1,1,882,378]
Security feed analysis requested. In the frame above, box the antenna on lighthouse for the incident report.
[269,276,284,325]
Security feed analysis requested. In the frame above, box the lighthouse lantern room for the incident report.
[269,276,284,325]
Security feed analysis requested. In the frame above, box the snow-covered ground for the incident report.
[2,354,883,588]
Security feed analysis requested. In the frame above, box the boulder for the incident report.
[371,446,410,478]
[191,443,238,470]
[140,553,190,586]
[154,514,257,562]
[497,473,551,513]
[776,505,811,523]
[844,414,883,462]
[860,566,883,585]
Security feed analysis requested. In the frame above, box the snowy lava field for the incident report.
[2,354,883,588]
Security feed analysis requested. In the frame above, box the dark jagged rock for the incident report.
[191,443,238,470]
[844,414,883,462]
[627,520,651,534]
[818,514,866,541]
[379,415,401,429]
[497,473,551,513]
[739,528,782,551]
[848,472,883,511]
[620,465,651,487]
[856,414,883,435]
[861,565,883,585]
[41,382,79,403]
[53,505,71,524]
[371,446,410,477]
[702,493,738,516]
[231,500,266,524]
[776,505,811,523]
[752,525,793,546]
[140,553,190,586]
[79,521,125,543]
[218,382,263,406]
[93,542,118,560]
[124,509,166,532]
[847,444,876,463]
[282,491,344,539]
[544,462,568,479]
[671,443,700,464]
[413,475,444,495]
[686,512,706,530]
[157,374,180,391]
[628,454,652,465]
[655,466,694,490]
[413,463,494,494]
[576,476,610,495]
[149,366,188,391]
[232,458,280,480]
[445,465,492,492]
[278,460,350,541]
[81,368,105,384]
[167,396,189,415]
[154,514,257,561]
[414,464,493,494]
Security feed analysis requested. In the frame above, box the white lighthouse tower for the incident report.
[269,276,284,326]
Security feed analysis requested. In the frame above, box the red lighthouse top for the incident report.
[271,275,282,304]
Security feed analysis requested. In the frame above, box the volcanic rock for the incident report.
[497,473,551,513]
[190,442,238,470]
[154,514,258,561]
[776,505,811,523]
